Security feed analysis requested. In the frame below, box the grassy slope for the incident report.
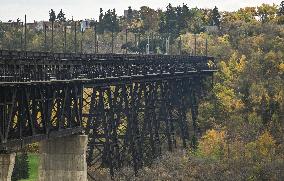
[20,154,39,181]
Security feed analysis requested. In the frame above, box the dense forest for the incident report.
[1,1,284,180]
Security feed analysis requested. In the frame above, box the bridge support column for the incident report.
[0,153,15,181]
[38,135,88,181]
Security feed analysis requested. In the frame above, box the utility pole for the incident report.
[20,22,23,51]
[194,34,197,56]
[161,37,164,52]
[146,35,150,55]
[94,21,97,54]
[138,31,141,55]
[111,28,114,54]
[51,20,54,52]
[81,28,83,54]
[24,14,27,51]
[64,25,67,53]
[168,35,171,55]
[134,33,137,53]
[179,36,182,55]
[74,21,77,54]
[205,38,208,56]
[96,35,99,53]
[44,24,47,51]
[151,32,154,53]
[165,36,170,55]
[125,29,128,54]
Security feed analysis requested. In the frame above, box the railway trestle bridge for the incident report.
[0,50,215,180]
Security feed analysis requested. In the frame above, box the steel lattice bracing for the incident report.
[83,73,212,176]
[0,81,83,150]
[0,49,215,176]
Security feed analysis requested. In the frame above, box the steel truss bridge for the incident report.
[0,49,215,176]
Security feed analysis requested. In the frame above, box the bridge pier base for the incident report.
[38,135,88,181]
[0,153,15,181]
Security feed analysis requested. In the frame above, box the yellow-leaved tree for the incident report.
[198,129,227,159]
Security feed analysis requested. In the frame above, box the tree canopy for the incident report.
[49,9,56,22]
[57,9,66,22]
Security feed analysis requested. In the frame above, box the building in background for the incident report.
[81,19,95,32]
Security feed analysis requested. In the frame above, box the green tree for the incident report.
[187,8,207,33]
[165,3,177,34]
[212,6,221,27]
[279,1,284,15]
[257,3,277,23]
[277,1,284,24]
[175,4,190,34]
[0,24,23,50]
[97,8,104,34]
[49,9,56,22]
[127,6,133,21]
[97,8,119,33]
[140,6,160,32]
[57,9,66,22]
[236,7,257,22]
[103,9,112,32]
[111,9,119,32]
[11,152,29,181]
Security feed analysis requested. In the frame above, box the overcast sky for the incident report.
[0,0,281,22]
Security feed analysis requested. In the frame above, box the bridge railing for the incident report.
[0,50,215,83]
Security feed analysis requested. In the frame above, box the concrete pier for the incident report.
[0,153,16,181]
[38,135,88,181]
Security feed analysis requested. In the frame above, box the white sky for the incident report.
[0,0,281,22]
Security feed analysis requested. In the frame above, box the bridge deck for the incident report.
[0,50,215,83]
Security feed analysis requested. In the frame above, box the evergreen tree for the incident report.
[98,8,119,33]
[175,4,190,34]
[159,3,177,35]
[212,6,221,27]
[99,8,104,23]
[104,9,112,32]
[140,6,160,32]
[11,154,21,181]
[111,9,120,32]
[278,1,284,24]
[57,9,66,22]
[49,9,56,22]
[176,5,183,34]
[166,3,177,34]
[187,8,207,33]
[21,152,29,179]
[181,3,190,30]
[159,13,167,33]
[127,6,133,21]
[11,152,29,181]
[279,1,284,15]
[97,8,104,34]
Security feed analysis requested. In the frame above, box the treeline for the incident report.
[1,2,284,53]
[93,2,284,34]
